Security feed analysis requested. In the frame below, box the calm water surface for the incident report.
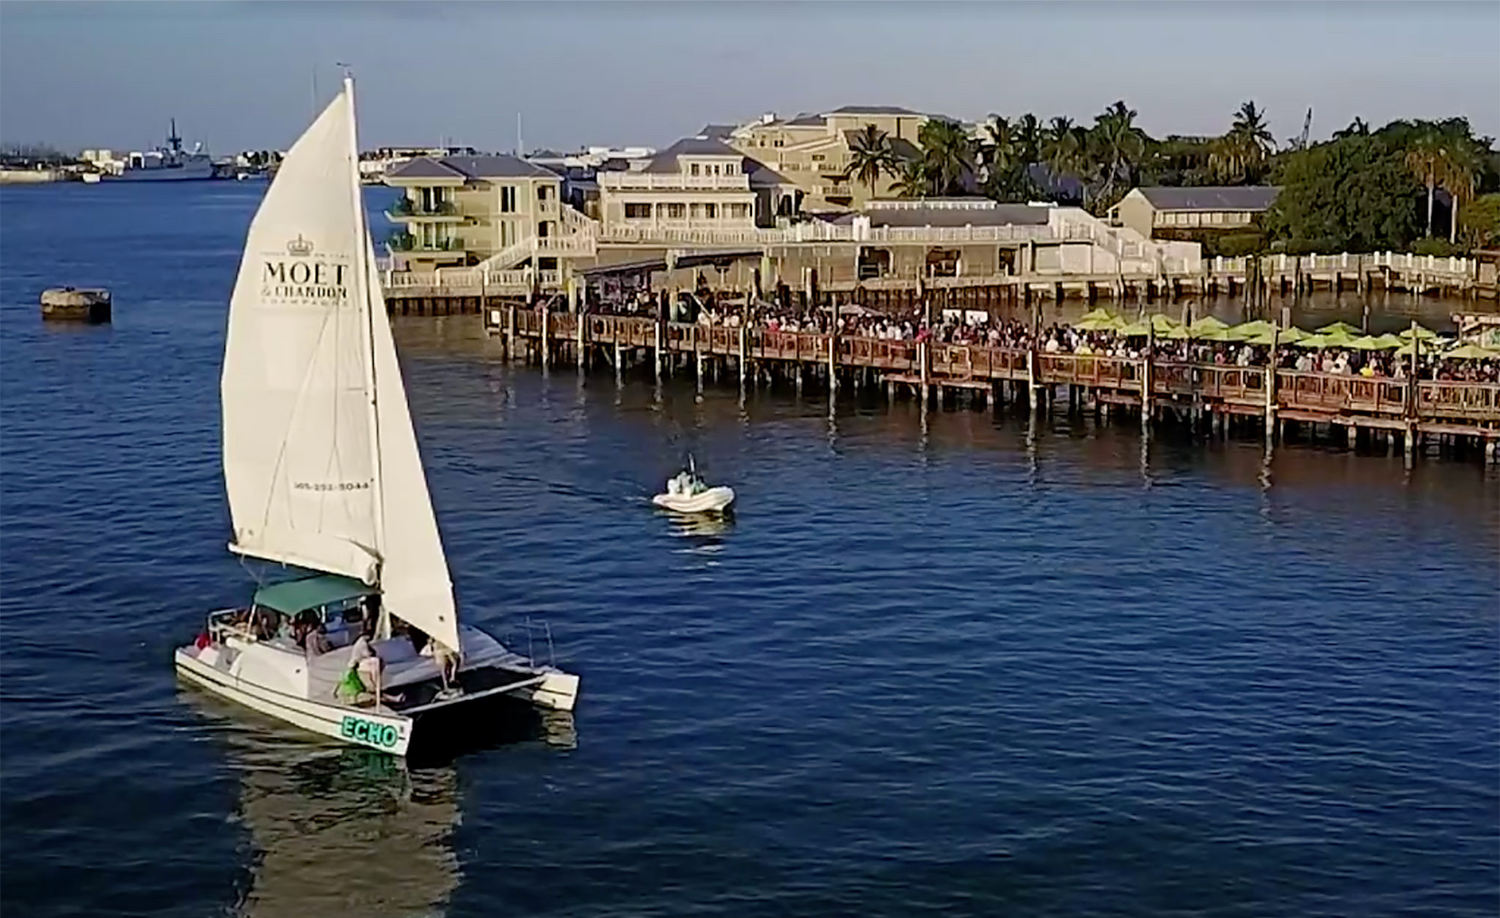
[2,183,1497,917]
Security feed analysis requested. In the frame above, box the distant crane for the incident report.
[1291,107,1313,151]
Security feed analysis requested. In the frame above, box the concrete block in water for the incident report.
[40,287,111,323]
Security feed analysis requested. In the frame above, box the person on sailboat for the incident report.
[343,619,402,707]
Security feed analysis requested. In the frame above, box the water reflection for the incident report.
[200,708,460,917]
[181,686,579,918]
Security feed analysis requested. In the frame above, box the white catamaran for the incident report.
[175,77,578,755]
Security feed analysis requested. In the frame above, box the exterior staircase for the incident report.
[476,206,600,271]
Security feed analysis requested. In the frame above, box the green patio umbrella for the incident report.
[1116,320,1150,337]
[1195,326,1243,342]
[1443,343,1500,360]
[1078,307,1119,322]
[1372,333,1405,349]
[1319,327,1359,348]
[1188,316,1230,334]
[1316,321,1362,336]
[1398,325,1439,340]
[1075,313,1124,331]
[1231,320,1275,337]
[1162,324,1195,340]
[1148,313,1181,334]
[1244,327,1309,347]
[1291,333,1330,348]
[1347,335,1387,350]
[1393,339,1431,356]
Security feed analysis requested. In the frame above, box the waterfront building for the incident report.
[383,153,567,271]
[721,106,931,212]
[1110,186,1279,240]
[595,137,797,241]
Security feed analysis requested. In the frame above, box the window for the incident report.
[726,203,750,220]
[500,185,517,213]
[538,184,551,202]
[724,162,737,175]
[1210,212,1224,225]
[690,163,701,176]
[811,153,826,162]
[624,203,652,220]
[703,203,717,219]
[662,202,686,220]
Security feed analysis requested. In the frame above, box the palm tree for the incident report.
[1333,117,1369,140]
[1041,116,1086,202]
[893,159,932,198]
[1088,100,1146,211]
[1405,129,1445,237]
[1014,113,1042,166]
[917,118,976,196]
[980,115,1033,201]
[845,125,899,199]
[1440,129,1487,244]
[1211,101,1275,183]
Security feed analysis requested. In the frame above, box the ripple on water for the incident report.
[2,183,1497,918]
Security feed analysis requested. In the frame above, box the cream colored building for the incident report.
[1110,186,1278,239]
[384,154,565,270]
[596,137,796,242]
[720,105,929,213]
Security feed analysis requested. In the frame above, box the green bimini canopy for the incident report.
[253,574,373,615]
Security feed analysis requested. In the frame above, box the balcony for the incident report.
[597,172,751,191]
[386,232,466,253]
[386,198,464,223]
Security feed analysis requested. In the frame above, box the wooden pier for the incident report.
[482,308,1500,465]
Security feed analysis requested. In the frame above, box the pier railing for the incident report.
[492,315,1500,428]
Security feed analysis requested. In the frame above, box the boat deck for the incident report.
[389,665,545,714]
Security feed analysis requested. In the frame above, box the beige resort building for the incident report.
[383,153,571,271]
[1110,186,1278,240]
[595,137,798,242]
[715,105,930,212]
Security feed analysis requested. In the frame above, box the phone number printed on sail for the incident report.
[294,480,371,492]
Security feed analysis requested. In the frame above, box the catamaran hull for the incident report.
[175,643,580,753]
[652,486,735,514]
[175,647,415,754]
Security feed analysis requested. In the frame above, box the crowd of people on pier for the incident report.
[589,289,1499,384]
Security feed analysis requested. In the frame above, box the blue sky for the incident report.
[2,1,1496,154]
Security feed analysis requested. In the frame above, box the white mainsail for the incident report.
[222,79,460,651]
[364,229,459,651]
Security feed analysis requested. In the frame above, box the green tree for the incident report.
[1438,126,1488,244]
[1086,100,1146,212]
[979,115,1040,201]
[1405,128,1446,237]
[1014,113,1042,166]
[916,118,976,196]
[1458,192,1500,248]
[1333,117,1369,140]
[1265,134,1422,252]
[1210,101,1275,184]
[893,158,933,198]
[844,125,899,199]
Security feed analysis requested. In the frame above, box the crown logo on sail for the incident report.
[286,234,314,257]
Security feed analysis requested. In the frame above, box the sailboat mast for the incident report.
[344,74,389,604]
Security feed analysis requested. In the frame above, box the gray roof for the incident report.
[868,203,1051,228]
[699,124,736,140]
[1136,185,1279,212]
[828,105,922,116]
[641,136,792,188]
[785,113,826,127]
[642,137,747,173]
[745,159,793,188]
[387,154,556,181]
[384,158,465,180]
